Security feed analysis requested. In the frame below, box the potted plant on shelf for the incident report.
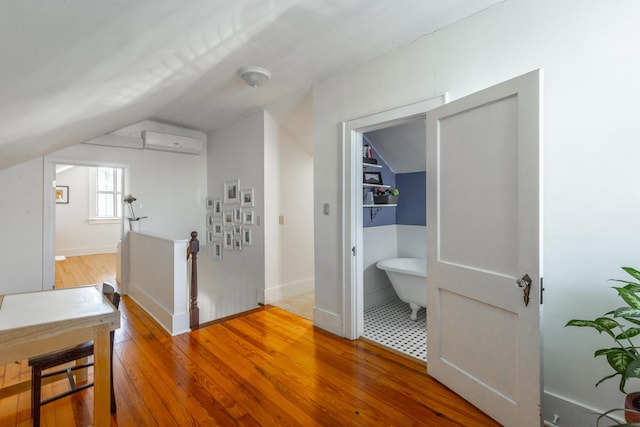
[124,194,147,231]
[373,188,399,205]
[566,267,640,425]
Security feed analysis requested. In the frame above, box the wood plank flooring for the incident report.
[55,253,117,289]
[1,255,500,426]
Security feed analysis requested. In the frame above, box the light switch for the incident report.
[323,203,330,215]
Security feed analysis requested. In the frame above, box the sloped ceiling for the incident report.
[365,119,426,174]
[0,0,503,170]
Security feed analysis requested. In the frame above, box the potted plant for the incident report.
[566,267,640,424]
[124,194,147,231]
[373,188,399,204]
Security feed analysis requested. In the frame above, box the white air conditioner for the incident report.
[142,131,203,155]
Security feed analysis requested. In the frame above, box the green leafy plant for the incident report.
[375,188,399,196]
[566,267,640,394]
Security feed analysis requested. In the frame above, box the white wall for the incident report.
[202,112,266,321]
[312,0,640,421]
[55,165,120,256]
[270,123,315,301]
[0,158,44,294]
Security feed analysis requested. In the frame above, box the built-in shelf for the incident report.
[363,163,382,169]
[363,183,390,188]
[363,204,397,208]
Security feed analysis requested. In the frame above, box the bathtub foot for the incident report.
[409,303,420,321]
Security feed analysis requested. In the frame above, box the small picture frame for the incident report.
[205,197,214,209]
[233,225,242,237]
[224,179,240,205]
[213,198,222,217]
[233,237,242,251]
[55,186,69,204]
[224,228,234,250]
[207,230,214,244]
[223,210,234,226]
[363,171,383,185]
[233,207,242,224]
[243,227,252,247]
[241,188,254,207]
[213,222,223,237]
[206,213,214,228]
[242,210,254,225]
[213,241,223,261]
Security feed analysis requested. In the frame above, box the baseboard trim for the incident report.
[313,307,342,336]
[542,391,623,427]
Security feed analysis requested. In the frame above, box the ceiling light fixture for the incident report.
[238,66,272,88]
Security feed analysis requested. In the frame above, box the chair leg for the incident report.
[31,365,42,427]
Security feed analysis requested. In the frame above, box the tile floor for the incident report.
[363,297,427,362]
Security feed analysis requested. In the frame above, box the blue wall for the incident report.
[396,172,426,226]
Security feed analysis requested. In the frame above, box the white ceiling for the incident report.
[0,0,503,170]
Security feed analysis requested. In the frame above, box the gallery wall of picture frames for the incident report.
[206,179,254,262]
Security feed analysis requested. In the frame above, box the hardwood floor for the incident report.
[1,255,500,426]
[55,253,117,289]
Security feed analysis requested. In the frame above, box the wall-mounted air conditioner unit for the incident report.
[142,131,203,155]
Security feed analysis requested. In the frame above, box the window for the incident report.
[96,167,122,219]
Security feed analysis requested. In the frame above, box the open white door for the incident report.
[426,70,542,426]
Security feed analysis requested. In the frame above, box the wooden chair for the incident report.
[28,283,120,426]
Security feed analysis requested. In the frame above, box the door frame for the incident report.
[42,156,130,290]
[342,94,447,340]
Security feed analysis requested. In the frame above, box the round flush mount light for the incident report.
[237,66,272,88]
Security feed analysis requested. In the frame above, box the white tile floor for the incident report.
[363,297,427,362]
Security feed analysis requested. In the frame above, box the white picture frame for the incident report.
[233,237,242,251]
[207,230,214,244]
[213,222,223,237]
[233,207,242,224]
[241,188,254,207]
[206,213,214,228]
[233,225,242,237]
[224,179,240,205]
[213,241,223,261]
[242,210,254,225]
[205,197,214,209]
[223,210,234,226]
[243,227,252,247]
[224,228,234,250]
[213,198,222,217]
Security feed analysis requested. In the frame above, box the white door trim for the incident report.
[342,94,447,339]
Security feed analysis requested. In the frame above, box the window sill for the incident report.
[87,218,121,225]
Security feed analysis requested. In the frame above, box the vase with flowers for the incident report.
[124,194,147,231]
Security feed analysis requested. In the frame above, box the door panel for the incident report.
[427,70,542,427]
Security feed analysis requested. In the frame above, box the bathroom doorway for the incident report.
[360,119,428,361]
[341,94,447,357]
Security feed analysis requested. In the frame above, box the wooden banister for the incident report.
[187,231,199,329]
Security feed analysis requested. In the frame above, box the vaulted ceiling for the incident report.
[0,0,503,170]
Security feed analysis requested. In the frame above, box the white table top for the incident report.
[0,286,115,332]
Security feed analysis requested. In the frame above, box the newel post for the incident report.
[188,231,200,329]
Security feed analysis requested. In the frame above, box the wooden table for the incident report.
[0,286,120,426]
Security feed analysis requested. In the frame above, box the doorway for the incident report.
[360,119,428,361]
[53,163,123,289]
[342,95,446,341]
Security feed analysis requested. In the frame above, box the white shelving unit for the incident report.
[363,162,396,220]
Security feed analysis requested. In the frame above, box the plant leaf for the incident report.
[627,359,640,378]
[616,287,640,310]
[624,267,640,282]
[616,307,640,318]
[605,348,634,374]
[617,328,640,340]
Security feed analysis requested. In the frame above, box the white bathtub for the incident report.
[376,258,426,321]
